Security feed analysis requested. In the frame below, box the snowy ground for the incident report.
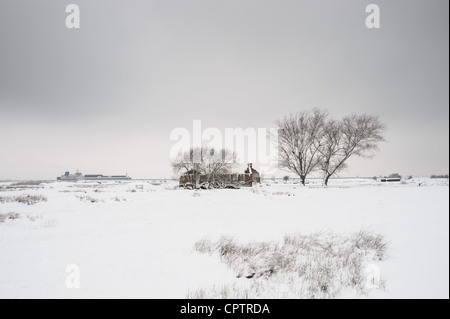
[0,178,448,299]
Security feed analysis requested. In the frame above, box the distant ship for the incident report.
[57,171,132,181]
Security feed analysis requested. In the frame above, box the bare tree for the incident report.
[319,119,345,186]
[277,109,328,186]
[171,147,237,188]
[199,147,237,184]
[171,147,203,186]
[319,114,386,186]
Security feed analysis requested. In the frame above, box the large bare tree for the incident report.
[171,147,237,188]
[171,147,203,185]
[199,147,237,183]
[318,119,344,186]
[319,114,386,186]
[277,109,328,186]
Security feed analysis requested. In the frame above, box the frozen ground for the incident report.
[0,178,448,299]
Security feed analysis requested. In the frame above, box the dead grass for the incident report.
[0,195,47,205]
[70,184,102,189]
[10,181,44,187]
[0,212,20,223]
[27,214,42,222]
[189,231,389,299]
[0,181,45,191]
[250,188,295,197]
[76,195,102,203]
[59,190,87,193]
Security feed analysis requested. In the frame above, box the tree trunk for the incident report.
[324,174,331,187]
[300,175,306,186]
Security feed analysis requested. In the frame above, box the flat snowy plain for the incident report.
[0,178,448,299]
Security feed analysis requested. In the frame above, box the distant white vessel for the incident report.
[57,171,132,181]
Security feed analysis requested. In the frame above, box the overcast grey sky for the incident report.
[0,0,448,180]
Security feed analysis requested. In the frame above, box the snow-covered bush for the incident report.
[0,212,20,223]
[250,188,294,197]
[26,214,42,222]
[76,195,101,203]
[193,191,201,198]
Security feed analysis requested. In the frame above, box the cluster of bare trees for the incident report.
[277,109,386,186]
[171,147,237,187]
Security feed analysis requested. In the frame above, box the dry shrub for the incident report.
[76,195,101,203]
[0,212,20,223]
[190,231,388,299]
[10,181,43,187]
[0,195,47,205]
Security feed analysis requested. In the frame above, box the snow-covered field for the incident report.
[0,178,448,299]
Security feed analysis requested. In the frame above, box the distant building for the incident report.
[244,165,261,183]
[179,164,260,187]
